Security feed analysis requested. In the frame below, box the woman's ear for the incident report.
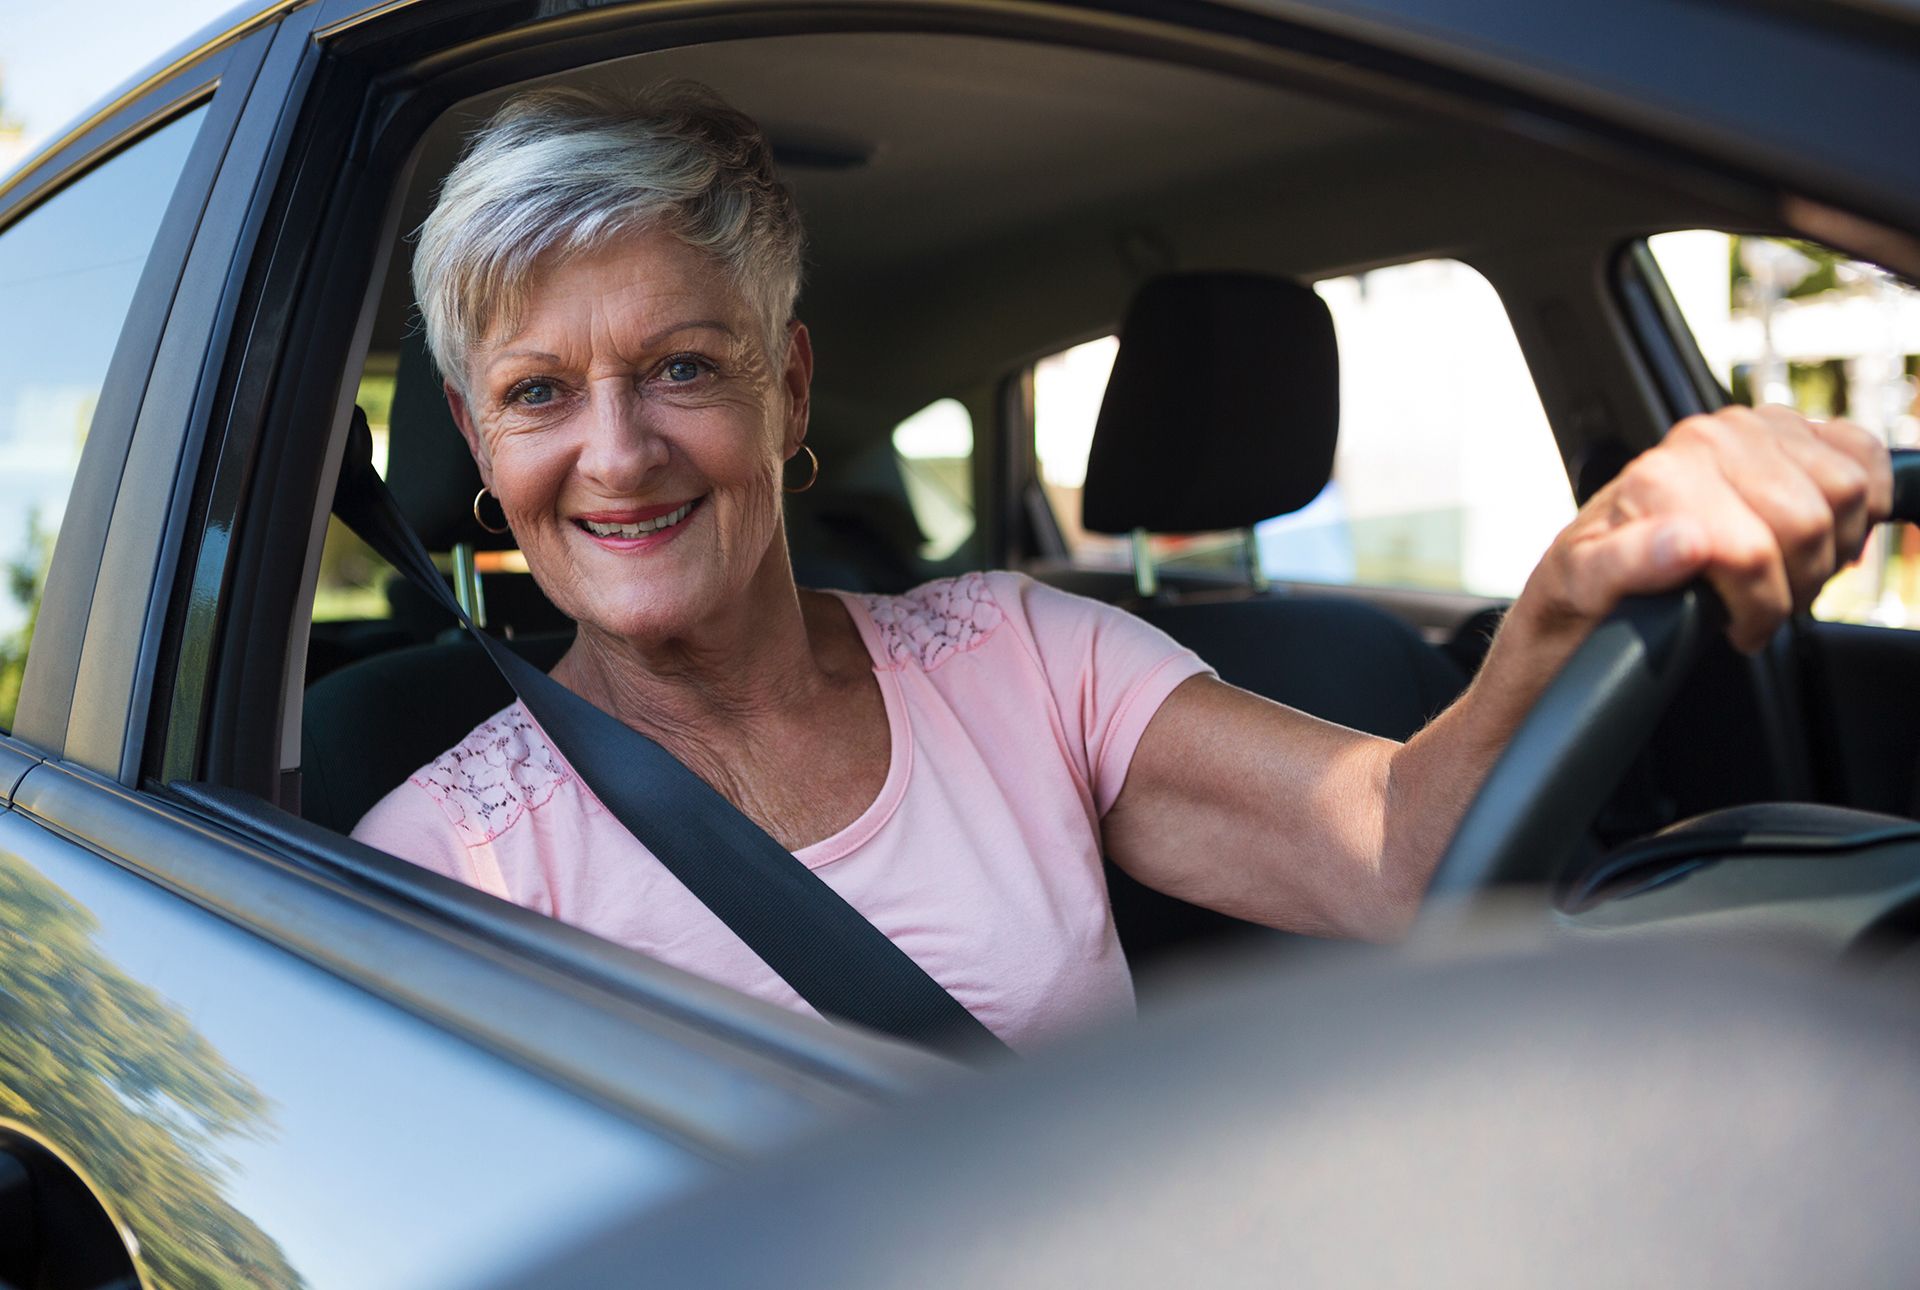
[781,321,815,455]
[444,380,493,489]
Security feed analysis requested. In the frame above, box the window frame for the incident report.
[1612,238,1726,423]
[128,0,1687,1107]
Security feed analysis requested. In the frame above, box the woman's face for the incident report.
[447,227,811,644]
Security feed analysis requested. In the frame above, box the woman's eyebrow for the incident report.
[645,320,738,346]
[489,348,563,370]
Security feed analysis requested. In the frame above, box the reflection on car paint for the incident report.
[0,851,299,1285]
[0,814,708,1289]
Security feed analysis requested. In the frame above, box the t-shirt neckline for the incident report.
[788,591,912,868]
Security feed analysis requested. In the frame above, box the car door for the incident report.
[0,11,925,1288]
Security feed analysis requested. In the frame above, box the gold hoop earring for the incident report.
[784,444,820,494]
[471,486,512,535]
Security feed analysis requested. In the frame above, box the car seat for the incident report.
[1074,272,1469,970]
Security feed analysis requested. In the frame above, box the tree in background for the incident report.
[0,511,49,728]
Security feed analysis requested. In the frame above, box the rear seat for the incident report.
[1064,272,1468,970]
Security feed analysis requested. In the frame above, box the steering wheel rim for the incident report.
[1419,448,1920,922]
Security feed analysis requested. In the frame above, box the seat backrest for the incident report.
[1134,595,1464,741]
[301,631,572,834]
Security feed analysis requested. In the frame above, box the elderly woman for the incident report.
[354,84,1890,1050]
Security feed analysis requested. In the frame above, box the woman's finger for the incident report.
[1554,514,1708,619]
[1665,409,1837,611]
[1809,414,1894,522]
[1604,431,1795,650]
[1768,420,1874,564]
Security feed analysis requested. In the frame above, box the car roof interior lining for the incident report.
[364,30,1762,432]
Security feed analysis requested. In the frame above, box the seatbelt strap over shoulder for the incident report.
[332,408,1006,1058]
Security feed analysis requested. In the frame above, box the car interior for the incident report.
[256,24,1920,1000]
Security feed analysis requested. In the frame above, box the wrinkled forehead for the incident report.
[462,227,766,378]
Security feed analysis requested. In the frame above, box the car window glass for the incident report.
[892,397,974,562]
[0,106,207,730]
[1031,259,1573,596]
[1647,231,1920,628]
[313,360,400,624]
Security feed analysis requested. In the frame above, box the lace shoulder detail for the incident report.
[410,703,573,846]
[861,572,1006,671]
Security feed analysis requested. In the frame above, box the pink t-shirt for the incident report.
[352,571,1213,1050]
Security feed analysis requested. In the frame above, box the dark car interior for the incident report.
[281,27,1920,988]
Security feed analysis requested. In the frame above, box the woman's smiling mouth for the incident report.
[574,496,705,544]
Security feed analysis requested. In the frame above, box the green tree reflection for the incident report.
[0,511,50,729]
[0,856,301,1287]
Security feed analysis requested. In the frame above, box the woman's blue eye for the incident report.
[513,381,554,406]
[665,358,703,383]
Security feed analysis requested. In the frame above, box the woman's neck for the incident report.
[548,548,850,744]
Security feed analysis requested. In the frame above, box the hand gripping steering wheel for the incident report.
[1420,448,1920,919]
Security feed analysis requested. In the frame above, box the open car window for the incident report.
[1646,231,1920,628]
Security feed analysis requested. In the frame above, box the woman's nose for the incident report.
[576,386,669,492]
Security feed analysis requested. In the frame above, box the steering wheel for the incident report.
[1420,447,1920,920]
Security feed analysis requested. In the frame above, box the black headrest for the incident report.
[386,329,516,551]
[1082,273,1338,535]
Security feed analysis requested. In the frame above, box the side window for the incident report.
[314,361,400,624]
[1031,259,1575,596]
[892,397,975,562]
[0,107,206,729]
[1647,232,1920,628]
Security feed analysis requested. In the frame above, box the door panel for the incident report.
[0,790,709,1289]
[1800,620,1920,817]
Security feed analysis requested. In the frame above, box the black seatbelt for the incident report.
[331,409,1006,1058]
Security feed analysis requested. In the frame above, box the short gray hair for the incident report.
[412,82,806,390]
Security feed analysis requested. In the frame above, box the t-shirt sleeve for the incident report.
[992,572,1215,816]
[351,780,511,899]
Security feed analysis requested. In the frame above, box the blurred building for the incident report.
[0,67,27,178]
[1654,231,1920,625]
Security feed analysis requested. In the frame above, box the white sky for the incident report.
[0,0,242,165]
